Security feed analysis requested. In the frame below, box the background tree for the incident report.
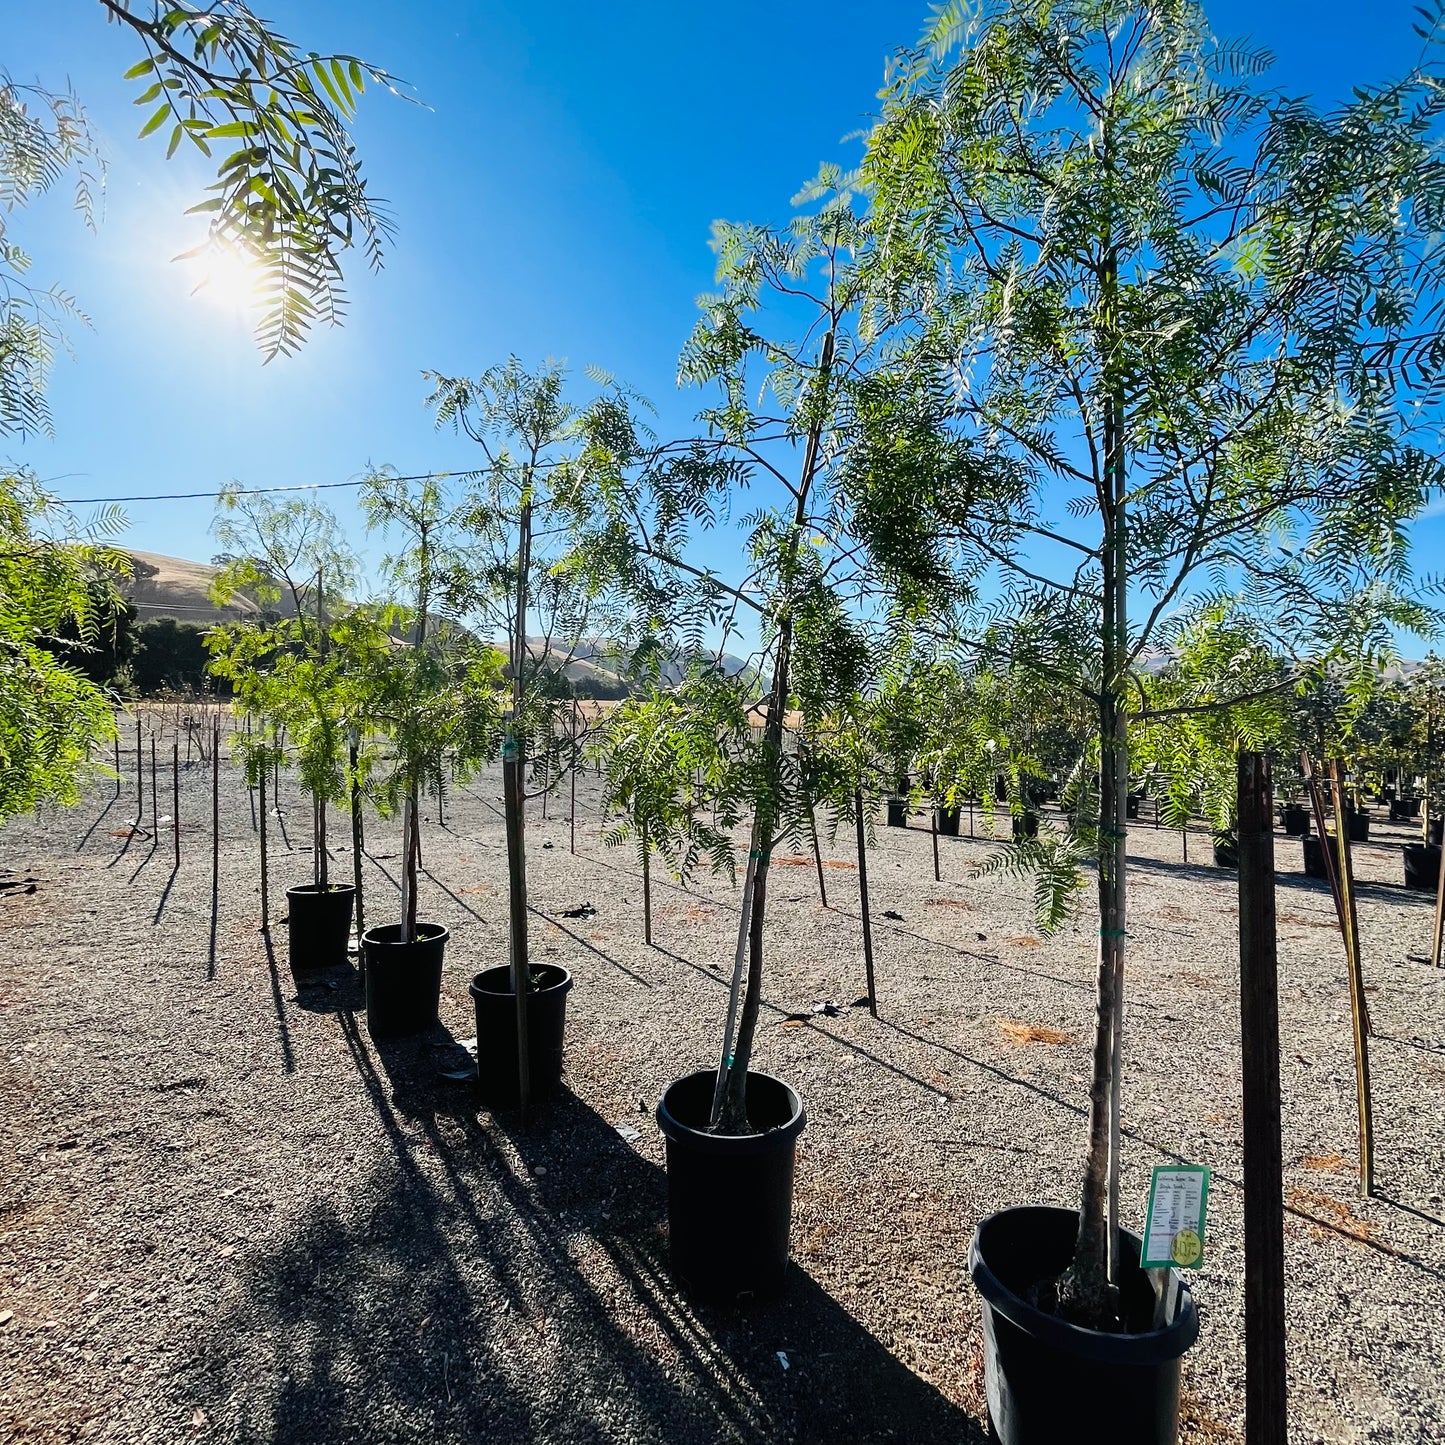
[864,0,1445,1323]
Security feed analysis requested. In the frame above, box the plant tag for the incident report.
[502,732,520,763]
[1141,1164,1210,1269]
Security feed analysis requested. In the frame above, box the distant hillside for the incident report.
[120,551,301,626]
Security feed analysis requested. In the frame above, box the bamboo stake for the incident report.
[855,787,877,1019]
[1329,760,1374,1197]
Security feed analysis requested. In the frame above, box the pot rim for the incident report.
[360,922,449,948]
[657,1068,806,1156]
[286,881,357,899]
[469,962,573,999]
[968,1205,1198,1365]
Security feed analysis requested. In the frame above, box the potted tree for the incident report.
[865,4,1445,1438]
[207,488,359,972]
[355,473,505,1038]
[423,360,628,1108]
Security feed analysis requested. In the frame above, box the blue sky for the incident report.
[5,0,1443,620]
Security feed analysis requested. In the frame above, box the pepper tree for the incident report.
[582,178,1008,1132]
[864,0,1445,1323]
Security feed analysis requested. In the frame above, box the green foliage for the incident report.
[594,677,745,883]
[102,0,405,359]
[0,469,130,819]
[131,615,217,695]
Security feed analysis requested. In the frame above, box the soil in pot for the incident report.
[1404,844,1441,893]
[970,1205,1198,1445]
[285,882,355,976]
[936,805,961,838]
[362,923,448,1038]
[469,962,573,1106]
[656,1070,806,1303]
[886,797,909,828]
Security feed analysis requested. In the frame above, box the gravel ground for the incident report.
[2,718,1443,1443]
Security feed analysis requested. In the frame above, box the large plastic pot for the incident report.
[1126,794,1141,821]
[1345,809,1371,843]
[886,798,909,828]
[1428,817,1444,847]
[361,923,447,1038]
[1404,844,1441,893]
[1013,811,1039,841]
[1211,833,1238,869]
[656,1070,806,1302]
[970,1205,1198,1445]
[936,805,962,838]
[1280,804,1311,838]
[469,962,573,1106]
[285,882,355,975]
[1302,835,1330,879]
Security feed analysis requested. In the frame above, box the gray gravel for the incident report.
[2,720,1443,1443]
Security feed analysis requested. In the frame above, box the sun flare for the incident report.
[191,241,259,314]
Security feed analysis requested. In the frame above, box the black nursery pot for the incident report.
[936,805,962,838]
[1428,817,1444,847]
[469,963,573,1106]
[886,797,909,828]
[1126,794,1141,821]
[1404,843,1442,893]
[1345,808,1371,843]
[970,1205,1198,1445]
[361,923,448,1038]
[1013,810,1040,840]
[1211,832,1238,868]
[656,1070,806,1302]
[285,882,356,975]
[1302,835,1330,879]
[1280,804,1311,838]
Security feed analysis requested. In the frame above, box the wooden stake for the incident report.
[350,739,365,952]
[172,742,180,869]
[136,717,143,816]
[259,764,269,929]
[808,796,828,909]
[1300,752,1348,940]
[212,722,220,903]
[1237,753,1288,1445]
[1329,760,1374,1196]
[931,800,942,883]
[503,750,532,1119]
[114,730,121,798]
[855,787,877,1019]
[642,820,652,946]
[1432,823,1445,970]
[150,738,158,836]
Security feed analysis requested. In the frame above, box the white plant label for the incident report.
[1141,1164,1210,1269]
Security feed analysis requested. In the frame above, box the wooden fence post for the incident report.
[172,742,180,869]
[1238,752,1288,1445]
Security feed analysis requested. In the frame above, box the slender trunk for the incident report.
[317,566,328,890]
[570,702,578,856]
[400,795,416,943]
[716,330,835,1132]
[172,742,180,869]
[211,721,220,901]
[930,791,941,883]
[1068,246,1127,1325]
[506,494,535,1116]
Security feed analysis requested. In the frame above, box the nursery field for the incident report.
[1,727,1443,1445]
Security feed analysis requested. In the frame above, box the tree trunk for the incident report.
[350,740,365,948]
[642,819,652,945]
[1065,248,1128,1327]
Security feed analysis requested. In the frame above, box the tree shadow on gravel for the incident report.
[175,1007,983,1444]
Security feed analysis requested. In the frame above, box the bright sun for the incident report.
[191,242,259,314]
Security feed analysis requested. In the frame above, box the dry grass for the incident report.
[1278,911,1338,931]
[924,897,975,910]
[773,856,857,870]
[1004,935,1042,948]
[998,1019,1072,1047]
[1288,1185,1377,1244]
[1301,1152,1349,1173]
